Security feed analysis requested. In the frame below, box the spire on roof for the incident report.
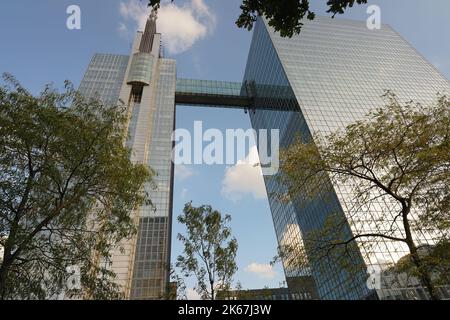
[149,8,157,22]
[139,9,158,54]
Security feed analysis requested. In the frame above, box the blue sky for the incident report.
[1,0,450,298]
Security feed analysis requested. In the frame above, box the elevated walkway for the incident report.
[175,79,251,108]
[175,79,300,112]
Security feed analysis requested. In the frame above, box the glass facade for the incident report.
[130,59,176,299]
[176,79,243,97]
[243,18,368,300]
[79,23,176,298]
[243,17,450,300]
[127,52,154,85]
[175,79,250,108]
[78,15,449,300]
[78,54,129,106]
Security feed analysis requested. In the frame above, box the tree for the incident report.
[0,74,152,299]
[148,0,367,38]
[176,202,238,300]
[167,265,187,300]
[278,92,450,300]
[384,241,450,294]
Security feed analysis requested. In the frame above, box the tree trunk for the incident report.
[210,281,215,301]
[405,241,439,300]
[0,168,35,299]
[0,225,17,300]
[402,207,440,300]
[0,255,12,299]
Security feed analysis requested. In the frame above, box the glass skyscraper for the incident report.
[80,12,176,299]
[244,17,450,300]
[79,12,450,300]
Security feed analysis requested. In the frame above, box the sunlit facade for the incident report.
[78,13,450,300]
[244,17,450,299]
[79,12,176,299]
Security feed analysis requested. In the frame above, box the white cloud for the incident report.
[221,146,267,202]
[186,288,201,300]
[180,187,189,199]
[280,224,304,273]
[118,0,216,54]
[117,22,128,39]
[176,164,197,181]
[245,263,277,279]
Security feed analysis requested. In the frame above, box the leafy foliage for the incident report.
[278,92,450,299]
[176,202,238,300]
[0,74,152,299]
[168,265,187,300]
[236,0,368,37]
[391,241,450,287]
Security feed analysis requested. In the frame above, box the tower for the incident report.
[244,17,450,299]
[80,10,176,299]
[78,13,450,300]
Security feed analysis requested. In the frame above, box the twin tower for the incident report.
[79,11,450,300]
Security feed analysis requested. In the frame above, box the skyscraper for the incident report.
[79,12,450,300]
[80,11,176,299]
[244,17,450,300]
